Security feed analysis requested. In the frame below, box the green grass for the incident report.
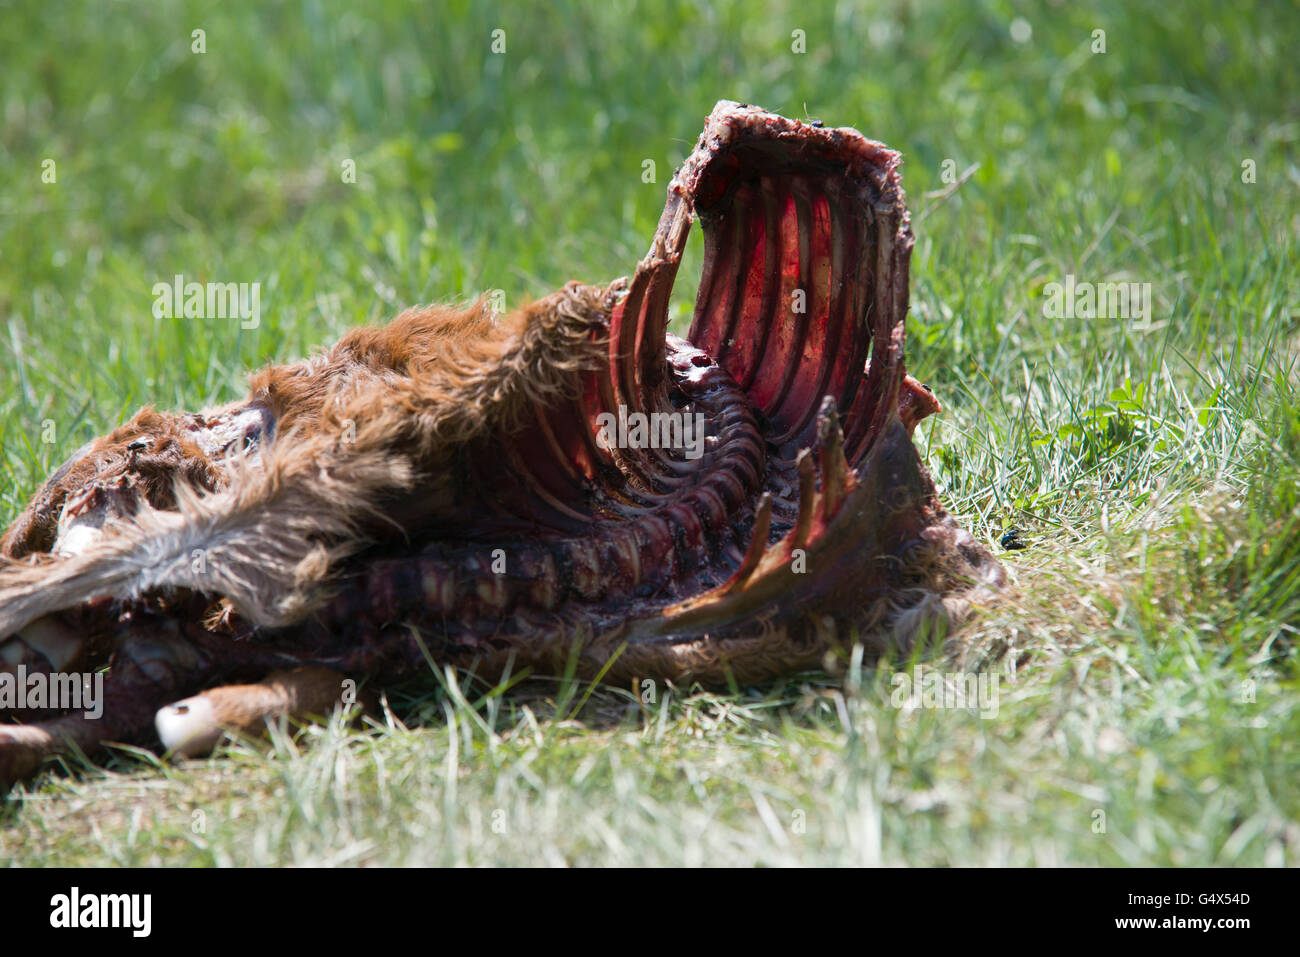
[2,0,1298,865]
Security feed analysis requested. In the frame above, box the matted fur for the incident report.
[0,282,614,636]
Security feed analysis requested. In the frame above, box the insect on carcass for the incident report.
[0,102,1004,785]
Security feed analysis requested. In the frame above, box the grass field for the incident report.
[1,0,1297,865]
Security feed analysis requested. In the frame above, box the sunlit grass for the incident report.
[1,0,1297,865]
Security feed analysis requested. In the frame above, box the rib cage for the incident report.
[288,101,1003,683]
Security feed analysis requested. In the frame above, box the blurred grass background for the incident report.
[1,0,1298,865]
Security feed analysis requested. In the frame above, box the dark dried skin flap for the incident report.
[0,102,1004,781]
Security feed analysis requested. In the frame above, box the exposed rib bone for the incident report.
[816,397,851,522]
[721,493,772,595]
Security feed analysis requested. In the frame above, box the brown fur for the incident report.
[0,281,618,639]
